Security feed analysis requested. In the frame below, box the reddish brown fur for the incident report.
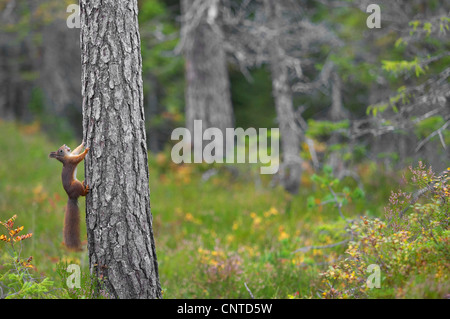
[49,144,89,251]
[65,199,81,250]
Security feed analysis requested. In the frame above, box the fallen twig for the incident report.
[244,282,255,299]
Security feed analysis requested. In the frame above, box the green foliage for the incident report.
[376,152,399,164]
[381,58,426,78]
[0,215,60,299]
[366,102,389,117]
[307,165,365,221]
[320,163,450,298]
[139,0,184,114]
[1,0,68,38]
[329,53,377,84]
[28,87,45,116]
[26,88,76,144]
[408,16,450,38]
[306,120,349,139]
[439,17,450,34]
[414,115,445,138]
[230,67,277,129]
[55,261,108,299]
[0,269,57,299]
[138,0,185,140]
[139,0,166,22]
[362,8,449,129]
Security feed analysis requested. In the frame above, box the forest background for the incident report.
[0,0,449,299]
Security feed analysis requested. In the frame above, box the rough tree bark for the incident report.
[265,0,303,195]
[80,0,162,299]
[180,0,234,157]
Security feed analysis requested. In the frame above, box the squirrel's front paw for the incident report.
[82,181,90,194]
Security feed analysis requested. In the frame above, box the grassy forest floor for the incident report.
[0,120,448,299]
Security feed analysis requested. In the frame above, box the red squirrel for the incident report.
[49,142,89,251]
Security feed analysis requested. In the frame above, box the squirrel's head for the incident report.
[49,144,71,162]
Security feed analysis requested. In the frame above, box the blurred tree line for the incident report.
[0,0,448,192]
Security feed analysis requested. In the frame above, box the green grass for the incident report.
[0,120,428,298]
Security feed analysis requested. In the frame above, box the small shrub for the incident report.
[55,260,110,299]
[319,164,449,298]
[0,215,60,299]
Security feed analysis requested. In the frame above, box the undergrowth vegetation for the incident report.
[0,121,448,298]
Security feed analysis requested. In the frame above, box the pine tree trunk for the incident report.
[80,0,162,299]
[265,1,303,194]
[181,0,234,156]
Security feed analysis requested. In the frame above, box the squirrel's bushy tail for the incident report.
[64,198,81,251]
